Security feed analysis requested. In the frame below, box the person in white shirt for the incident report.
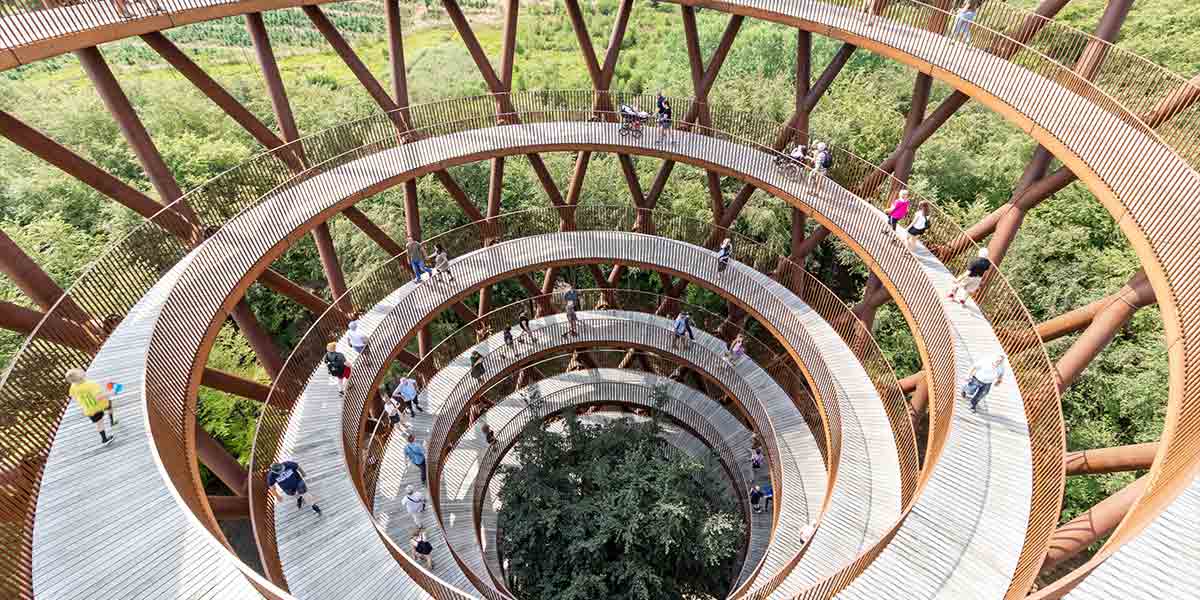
[905,201,931,251]
[402,484,426,527]
[347,319,368,355]
[962,354,1006,412]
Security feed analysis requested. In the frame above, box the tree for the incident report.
[497,413,744,600]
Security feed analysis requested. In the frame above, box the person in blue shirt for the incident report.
[267,461,321,515]
[391,376,423,417]
[760,482,774,513]
[671,312,694,349]
[405,433,427,484]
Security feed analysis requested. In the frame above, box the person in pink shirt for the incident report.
[885,189,911,238]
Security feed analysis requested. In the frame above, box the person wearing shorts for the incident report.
[267,461,322,515]
[433,243,456,284]
[66,368,116,446]
[347,319,368,355]
[886,189,911,233]
[949,247,992,305]
[411,528,434,568]
[906,201,931,251]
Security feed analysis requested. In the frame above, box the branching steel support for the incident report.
[1040,475,1148,572]
[1065,442,1157,476]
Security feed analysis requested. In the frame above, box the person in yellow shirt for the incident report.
[65,369,116,446]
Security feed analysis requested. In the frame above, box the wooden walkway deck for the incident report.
[54,115,1012,599]
[31,256,261,600]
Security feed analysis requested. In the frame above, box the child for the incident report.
[65,369,116,446]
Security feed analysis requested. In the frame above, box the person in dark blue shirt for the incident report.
[267,461,321,515]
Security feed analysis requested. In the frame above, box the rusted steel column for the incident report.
[200,368,270,403]
[1073,0,1134,81]
[1065,443,1158,476]
[1041,475,1148,572]
[246,12,303,157]
[208,495,250,520]
[257,269,333,316]
[312,223,351,314]
[385,0,411,117]
[0,300,99,352]
[305,6,404,127]
[75,47,191,221]
[0,111,194,239]
[0,229,75,313]
[1056,271,1156,391]
[342,206,405,258]
[140,32,287,154]
[195,425,248,495]
[793,30,812,143]
[899,270,1150,395]
[230,300,284,378]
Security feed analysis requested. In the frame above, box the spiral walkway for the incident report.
[4,0,1199,598]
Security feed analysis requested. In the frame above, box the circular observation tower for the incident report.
[0,1,1197,599]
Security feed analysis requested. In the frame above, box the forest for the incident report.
[1,0,1196,543]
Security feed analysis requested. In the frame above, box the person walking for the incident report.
[411,528,434,569]
[751,447,764,471]
[518,309,535,343]
[324,342,351,395]
[948,247,992,305]
[886,189,911,235]
[562,299,579,338]
[724,334,746,365]
[406,237,434,284]
[432,243,456,284]
[809,141,833,184]
[906,201,931,251]
[347,318,368,355]
[383,394,405,429]
[950,0,979,43]
[266,461,322,515]
[562,283,580,308]
[405,434,428,485]
[393,376,424,417]
[761,481,774,512]
[672,311,694,349]
[402,484,426,527]
[65,369,116,447]
[656,97,674,145]
[962,354,1006,412]
[749,485,764,514]
[502,325,517,358]
[469,350,486,380]
[715,238,734,272]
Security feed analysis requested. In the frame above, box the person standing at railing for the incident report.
[503,325,517,358]
[672,312,695,349]
[65,369,116,447]
[906,201,931,251]
[715,238,734,273]
[518,308,535,344]
[656,97,675,145]
[406,237,434,284]
[962,354,1006,412]
[723,334,746,365]
[267,461,322,516]
[951,0,981,44]
[470,349,486,380]
[324,342,351,396]
[885,189,911,236]
[761,481,775,513]
[948,247,992,305]
[562,299,580,338]
[405,434,428,485]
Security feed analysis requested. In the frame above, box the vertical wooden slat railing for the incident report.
[2,91,1051,600]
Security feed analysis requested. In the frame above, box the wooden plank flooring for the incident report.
[31,255,260,600]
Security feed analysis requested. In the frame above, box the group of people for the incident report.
[406,237,456,287]
[781,140,836,185]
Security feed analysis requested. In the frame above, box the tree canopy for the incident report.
[497,410,744,600]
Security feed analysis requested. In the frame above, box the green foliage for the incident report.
[498,416,743,600]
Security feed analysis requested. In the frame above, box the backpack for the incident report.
[819,151,833,169]
[325,351,346,376]
[415,540,433,554]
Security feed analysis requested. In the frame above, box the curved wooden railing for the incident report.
[0,91,1053,600]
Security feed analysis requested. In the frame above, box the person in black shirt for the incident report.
[949,247,991,305]
[267,461,321,515]
[324,342,351,395]
[656,97,674,145]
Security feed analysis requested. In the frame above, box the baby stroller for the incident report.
[619,104,649,139]
[774,144,808,181]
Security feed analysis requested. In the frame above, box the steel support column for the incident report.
[1065,443,1158,476]
[75,47,193,223]
[208,495,250,520]
[1056,270,1156,392]
[1040,475,1148,572]
[230,300,284,378]
[199,368,271,403]
[246,12,304,162]
[196,425,249,495]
